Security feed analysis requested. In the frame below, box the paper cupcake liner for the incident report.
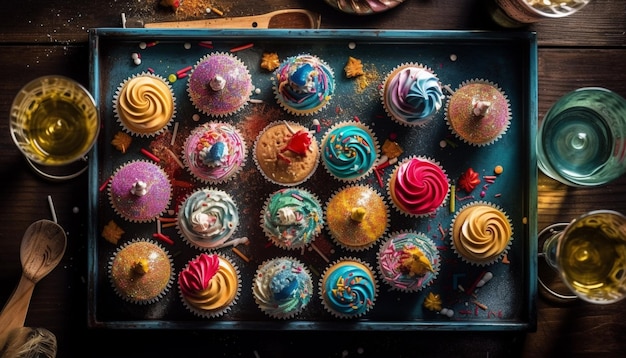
[320,121,380,182]
[324,184,389,252]
[444,79,511,147]
[273,54,335,116]
[113,72,177,138]
[449,200,514,266]
[178,253,241,318]
[380,62,444,127]
[252,256,313,319]
[108,238,174,305]
[186,52,252,118]
[176,188,243,251]
[376,230,441,292]
[318,257,378,319]
[387,155,450,218]
[182,121,248,185]
[108,160,173,223]
[260,187,324,251]
[252,121,320,186]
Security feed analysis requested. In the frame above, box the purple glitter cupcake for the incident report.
[187,52,253,117]
[108,160,172,223]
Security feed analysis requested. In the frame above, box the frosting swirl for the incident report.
[262,188,323,249]
[274,54,334,115]
[390,157,449,216]
[178,189,239,249]
[320,260,376,318]
[452,204,512,264]
[378,232,439,291]
[253,258,312,318]
[322,124,377,180]
[184,122,246,183]
[383,66,443,125]
[178,253,239,313]
[116,74,174,135]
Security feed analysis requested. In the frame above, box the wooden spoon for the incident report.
[0,220,67,350]
[141,9,321,29]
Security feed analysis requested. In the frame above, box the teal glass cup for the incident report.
[537,87,626,187]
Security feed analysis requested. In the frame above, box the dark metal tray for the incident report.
[87,28,537,330]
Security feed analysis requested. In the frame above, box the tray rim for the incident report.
[87,28,538,331]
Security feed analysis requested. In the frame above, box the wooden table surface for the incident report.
[1,0,625,357]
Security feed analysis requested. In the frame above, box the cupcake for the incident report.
[182,121,247,184]
[273,54,335,116]
[261,187,324,250]
[253,121,319,186]
[177,188,240,250]
[377,231,440,292]
[450,201,513,266]
[320,121,379,182]
[381,63,444,127]
[187,52,253,117]
[325,185,389,251]
[178,253,241,318]
[108,239,174,304]
[113,72,176,137]
[318,258,377,319]
[445,79,511,146]
[108,160,172,223]
[388,156,449,217]
[252,257,313,319]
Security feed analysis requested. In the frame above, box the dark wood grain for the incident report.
[0,0,625,357]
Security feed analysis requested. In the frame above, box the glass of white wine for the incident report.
[538,210,626,304]
[10,75,99,181]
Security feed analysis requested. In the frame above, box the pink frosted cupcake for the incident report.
[187,52,253,117]
[387,156,449,217]
[445,79,511,146]
[108,160,172,223]
[182,121,247,184]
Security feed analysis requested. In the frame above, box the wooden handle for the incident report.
[144,9,321,29]
[0,275,36,348]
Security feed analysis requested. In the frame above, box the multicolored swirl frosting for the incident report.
[377,232,440,292]
[183,122,247,184]
[382,65,443,126]
[261,188,323,250]
[321,123,378,181]
[177,188,240,250]
[451,203,512,265]
[252,257,312,318]
[114,73,175,136]
[187,52,253,117]
[320,259,377,318]
[178,253,239,317]
[389,157,449,216]
[274,54,335,115]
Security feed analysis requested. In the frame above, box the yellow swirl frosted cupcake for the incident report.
[113,72,176,137]
[449,201,513,266]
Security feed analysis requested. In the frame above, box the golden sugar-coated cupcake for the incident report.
[445,79,511,146]
[178,253,241,318]
[252,257,313,319]
[387,156,449,217]
[273,54,335,116]
[318,257,378,319]
[182,121,247,184]
[320,121,379,182]
[108,238,174,305]
[381,63,444,127]
[113,72,176,137]
[325,185,389,251]
[253,121,319,186]
[450,201,513,266]
[177,188,242,250]
[187,52,253,117]
[260,187,324,250]
[377,231,440,292]
[108,160,172,223]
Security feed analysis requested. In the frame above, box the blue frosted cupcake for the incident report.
[320,121,379,182]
